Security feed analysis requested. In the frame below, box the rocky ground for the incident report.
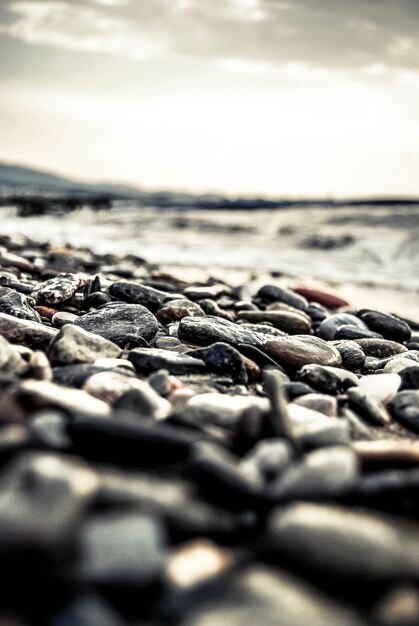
[0,234,419,624]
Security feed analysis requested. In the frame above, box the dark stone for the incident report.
[398,366,419,390]
[358,309,411,343]
[347,387,391,426]
[84,291,111,308]
[331,340,365,371]
[354,338,407,359]
[317,314,369,341]
[188,343,248,384]
[156,298,205,324]
[297,364,356,395]
[109,281,179,312]
[334,325,383,340]
[391,390,419,432]
[128,347,206,376]
[238,310,311,334]
[255,285,308,311]
[74,303,158,347]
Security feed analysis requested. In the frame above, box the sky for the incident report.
[1,0,419,198]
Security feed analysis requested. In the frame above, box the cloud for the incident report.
[1,0,419,76]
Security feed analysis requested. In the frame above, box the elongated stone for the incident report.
[238,310,311,334]
[0,312,58,349]
[358,309,411,343]
[109,281,178,311]
[128,347,206,376]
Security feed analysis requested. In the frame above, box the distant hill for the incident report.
[0,162,143,197]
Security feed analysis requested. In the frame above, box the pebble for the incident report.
[32,272,86,305]
[297,363,358,394]
[331,339,366,370]
[156,298,205,323]
[238,309,311,334]
[318,313,369,341]
[390,390,419,432]
[358,309,411,343]
[16,379,111,417]
[51,310,78,327]
[346,387,391,425]
[74,302,158,347]
[293,393,338,417]
[109,281,179,311]
[357,373,401,404]
[0,286,41,322]
[187,342,251,384]
[0,311,58,349]
[292,286,349,308]
[255,284,309,310]
[354,338,408,358]
[267,502,419,581]
[48,323,122,365]
[128,347,206,376]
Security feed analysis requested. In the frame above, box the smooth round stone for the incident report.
[183,284,229,300]
[293,393,338,417]
[354,338,408,359]
[128,347,206,376]
[306,303,329,322]
[335,325,383,340]
[74,303,158,347]
[399,366,419,390]
[238,310,311,334]
[358,309,411,343]
[156,299,205,324]
[51,310,78,327]
[255,285,308,311]
[198,298,235,321]
[347,387,391,426]
[268,447,357,500]
[267,503,419,581]
[331,340,366,371]
[264,335,342,369]
[317,314,369,341]
[357,373,401,404]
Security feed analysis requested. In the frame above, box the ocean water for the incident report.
[2,202,419,315]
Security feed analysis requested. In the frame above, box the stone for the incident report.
[182,392,269,430]
[183,284,229,300]
[48,324,122,366]
[268,447,357,500]
[0,287,40,322]
[391,390,419,432]
[297,364,357,394]
[0,312,58,349]
[357,373,401,404]
[29,350,52,380]
[331,340,365,371]
[128,347,206,376]
[178,564,364,626]
[293,393,338,417]
[0,452,98,558]
[335,325,383,340]
[347,387,391,425]
[255,284,308,310]
[0,335,28,375]
[108,281,178,311]
[398,366,419,390]
[354,339,407,359]
[358,309,411,343]
[85,372,171,418]
[267,502,419,581]
[352,440,419,466]
[187,343,250,384]
[15,379,111,417]
[74,302,158,347]
[51,311,78,327]
[32,273,86,305]
[238,310,311,334]
[318,313,369,341]
[78,512,166,586]
[156,298,205,324]
[292,287,349,308]
[240,439,295,482]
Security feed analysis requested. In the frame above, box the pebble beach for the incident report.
[1,231,419,624]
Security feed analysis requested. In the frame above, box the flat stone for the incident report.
[32,273,86,305]
[109,281,179,311]
[74,303,158,347]
[0,312,58,349]
[238,310,311,334]
[48,324,122,366]
[16,379,111,417]
[128,347,206,376]
[267,502,419,581]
